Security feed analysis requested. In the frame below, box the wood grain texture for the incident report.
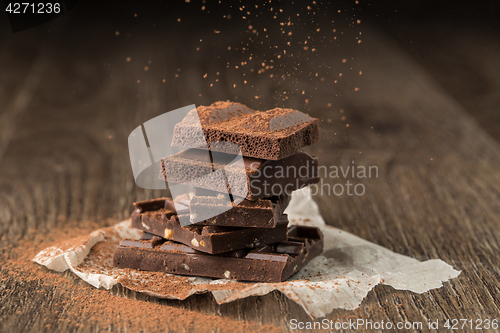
[0,12,500,333]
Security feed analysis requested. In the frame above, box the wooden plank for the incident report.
[0,15,499,332]
[0,37,48,163]
[308,28,500,330]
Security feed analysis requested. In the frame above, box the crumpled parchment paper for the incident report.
[33,187,460,318]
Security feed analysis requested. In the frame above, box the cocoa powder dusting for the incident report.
[194,102,317,137]
[0,221,280,332]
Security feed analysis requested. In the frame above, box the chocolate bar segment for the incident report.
[133,196,190,215]
[132,198,289,253]
[113,225,324,282]
[171,101,320,160]
[161,149,319,201]
[189,193,291,228]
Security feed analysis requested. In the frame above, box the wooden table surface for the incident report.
[1,5,500,332]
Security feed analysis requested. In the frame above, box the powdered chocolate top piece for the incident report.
[171,101,320,160]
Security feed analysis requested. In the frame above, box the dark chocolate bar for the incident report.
[160,149,319,201]
[131,198,289,253]
[189,193,291,228]
[113,225,324,282]
[171,101,320,160]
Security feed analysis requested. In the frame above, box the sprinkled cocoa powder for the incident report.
[172,102,320,160]
[0,221,280,332]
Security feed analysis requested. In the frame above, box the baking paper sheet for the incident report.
[33,187,460,318]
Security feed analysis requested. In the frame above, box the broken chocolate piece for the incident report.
[189,193,290,228]
[113,225,324,282]
[160,149,319,201]
[171,101,320,160]
[133,196,190,215]
[131,198,289,253]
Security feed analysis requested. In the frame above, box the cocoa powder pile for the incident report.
[0,220,280,332]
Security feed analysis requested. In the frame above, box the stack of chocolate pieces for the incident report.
[114,102,324,282]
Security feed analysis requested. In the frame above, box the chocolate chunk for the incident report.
[113,225,324,282]
[120,236,164,249]
[189,193,291,228]
[160,149,319,201]
[171,101,320,160]
[131,198,289,253]
[133,196,190,215]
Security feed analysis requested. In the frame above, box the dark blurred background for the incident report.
[1,0,499,139]
[366,0,500,141]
